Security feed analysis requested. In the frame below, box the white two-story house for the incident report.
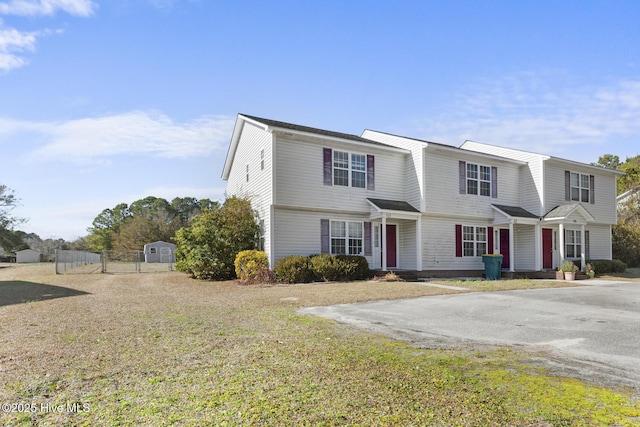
[222,114,622,277]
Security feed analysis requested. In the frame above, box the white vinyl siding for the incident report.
[274,137,405,210]
[421,218,488,270]
[272,208,372,266]
[360,130,424,210]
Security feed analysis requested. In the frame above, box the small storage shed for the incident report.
[16,249,41,263]
[143,241,176,263]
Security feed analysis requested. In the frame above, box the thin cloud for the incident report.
[0,0,97,16]
[411,74,640,159]
[0,0,96,71]
[13,111,235,163]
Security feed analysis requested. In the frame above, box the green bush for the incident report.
[175,196,259,280]
[309,254,343,281]
[336,255,371,280]
[234,250,269,280]
[308,254,371,281]
[274,255,313,284]
[587,259,627,275]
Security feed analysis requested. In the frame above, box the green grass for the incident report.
[1,265,639,426]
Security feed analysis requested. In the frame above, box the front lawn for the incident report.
[0,264,638,426]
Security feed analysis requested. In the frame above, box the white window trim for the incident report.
[565,229,582,259]
[462,225,488,257]
[333,150,367,188]
[466,162,492,197]
[330,220,364,256]
[570,171,590,203]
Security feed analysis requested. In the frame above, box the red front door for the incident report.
[499,229,510,269]
[386,224,397,268]
[542,228,553,269]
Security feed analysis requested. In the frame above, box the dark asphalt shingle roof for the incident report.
[241,114,393,148]
[367,198,420,213]
[492,204,539,219]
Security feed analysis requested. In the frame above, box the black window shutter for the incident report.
[323,148,332,186]
[565,170,571,201]
[367,155,375,190]
[491,166,498,198]
[364,222,372,256]
[590,175,595,204]
[320,219,330,254]
[459,161,466,194]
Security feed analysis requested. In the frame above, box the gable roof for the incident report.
[544,203,595,222]
[222,114,407,180]
[242,114,392,147]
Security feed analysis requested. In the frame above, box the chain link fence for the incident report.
[55,250,175,274]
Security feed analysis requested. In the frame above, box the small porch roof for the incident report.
[543,203,595,223]
[367,198,421,220]
[492,204,539,225]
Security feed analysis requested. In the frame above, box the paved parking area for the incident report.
[299,281,640,390]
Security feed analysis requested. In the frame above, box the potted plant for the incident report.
[555,267,565,280]
[559,260,578,280]
[584,263,595,279]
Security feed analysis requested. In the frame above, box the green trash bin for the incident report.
[481,254,503,280]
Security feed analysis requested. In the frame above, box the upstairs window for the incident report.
[459,161,497,198]
[565,171,595,204]
[322,147,375,189]
[570,172,590,203]
[333,151,366,188]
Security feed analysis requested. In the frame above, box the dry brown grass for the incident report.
[1,263,638,426]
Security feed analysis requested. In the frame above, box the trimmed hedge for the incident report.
[274,255,313,284]
[273,254,372,283]
[586,259,627,276]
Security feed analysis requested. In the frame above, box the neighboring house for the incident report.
[16,249,41,263]
[143,241,176,263]
[222,114,623,276]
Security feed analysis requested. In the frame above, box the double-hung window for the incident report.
[565,229,581,259]
[467,163,491,196]
[462,226,487,257]
[330,220,363,255]
[570,172,590,203]
[333,151,366,188]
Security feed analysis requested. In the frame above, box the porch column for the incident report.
[534,223,542,271]
[416,217,423,271]
[580,224,586,270]
[558,223,565,261]
[509,222,515,272]
[381,215,387,271]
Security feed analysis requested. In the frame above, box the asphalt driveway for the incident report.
[299,280,640,390]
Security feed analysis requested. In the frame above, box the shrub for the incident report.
[587,259,627,275]
[336,255,371,280]
[234,250,269,280]
[309,254,343,281]
[274,255,313,284]
[175,196,259,280]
